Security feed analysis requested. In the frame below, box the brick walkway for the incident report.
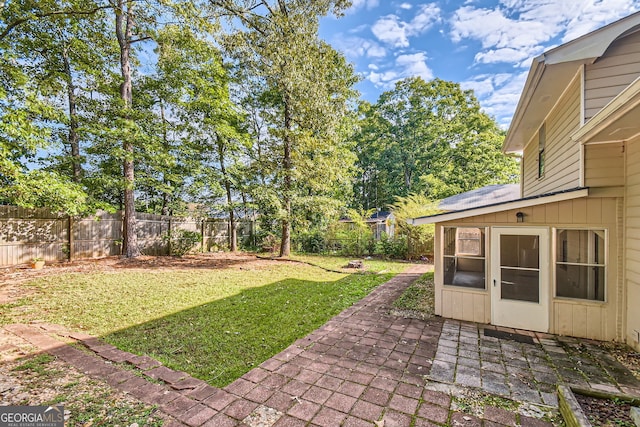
[4,264,640,426]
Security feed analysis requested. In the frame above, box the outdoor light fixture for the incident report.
[516,212,524,223]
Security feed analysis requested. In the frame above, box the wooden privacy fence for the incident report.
[0,206,254,266]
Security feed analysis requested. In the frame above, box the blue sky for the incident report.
[319,0,640,128]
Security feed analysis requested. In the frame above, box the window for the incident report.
[538,123,546,178]
[556,229,605,301]
[443,227,486,289]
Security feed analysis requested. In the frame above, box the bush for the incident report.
[379,233,408,259]
[164,229,202,257]
[295,230,326,254]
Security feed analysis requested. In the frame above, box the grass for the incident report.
[5,255,409,387]
[290,253,410,272]
[392,272,435,317]
[10,354,164,426]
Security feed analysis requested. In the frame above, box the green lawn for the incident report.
[3,255,409,387]
[392,271,435,316]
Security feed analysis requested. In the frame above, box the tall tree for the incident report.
[0,0,114,213]
[212,0,357,256]
[353,77,519,207]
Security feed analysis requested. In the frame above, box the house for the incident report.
[411,12,640,350]
[340,211,395,240]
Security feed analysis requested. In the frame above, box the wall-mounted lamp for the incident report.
[516,212,524,223]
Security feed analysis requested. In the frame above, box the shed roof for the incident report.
[411,187,588,225]
[438,184,520,212]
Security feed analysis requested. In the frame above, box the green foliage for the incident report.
[392,272,435,316]
[378,233,408,259]
[390,193,441,258]
[164,229,202,256]
[352,77,519,209]
[326,208,376,256]
[1,170,88,215]
[294,229,326,254]
[219,0,359,255]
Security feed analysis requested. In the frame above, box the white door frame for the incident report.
[490,227,550,333]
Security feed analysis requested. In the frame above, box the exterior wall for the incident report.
[584,142,625,188]
[585,30,640,121]
[434,196,621,341]
[522,77,582,197]
[626,136,640,351]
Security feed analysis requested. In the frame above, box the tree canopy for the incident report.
[352,77,519,210]
[1,1,519,257]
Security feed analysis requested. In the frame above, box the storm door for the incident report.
[490,227,549,332]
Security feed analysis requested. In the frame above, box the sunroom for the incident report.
[411,188,622,342]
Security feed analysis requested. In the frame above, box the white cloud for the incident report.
[450,6,551,65]
[333,36,387,59]
[461,71,529,128]
[399,3,412,10]
[348,0,380,12]
[372,15,410,47]
[396,52,434,80]
[366,51,433,89]
[474,47,533,65]
[450,0,640,66]
[371,3,441,47]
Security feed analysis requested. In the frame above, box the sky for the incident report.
[319,0,640,128]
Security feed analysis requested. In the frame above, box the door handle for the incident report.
[493,279,496,287]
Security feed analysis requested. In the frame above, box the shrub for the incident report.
[295,230,326,253]
[379,233,408,259]
[164,230,202,257]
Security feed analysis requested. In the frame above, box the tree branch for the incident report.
[0,5,113,41]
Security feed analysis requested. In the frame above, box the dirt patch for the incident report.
[0,252,288,303]
[1,353,171,426]
[575,393,636,427]
[599,342,640,380]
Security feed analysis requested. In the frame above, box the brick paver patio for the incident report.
[4,263,640,426]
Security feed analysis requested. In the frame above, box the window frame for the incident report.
[538,123,546,179]
[442,226,487,290]
[553,227,607,303]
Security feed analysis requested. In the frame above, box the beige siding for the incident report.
[435,196,620,341]
[626,136,640,351]
[585,30,640,121]
[441,289,490,324]
[584,143,625,188]
[522,77,581,197]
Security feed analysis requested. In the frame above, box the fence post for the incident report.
[201,218,205,253]
[167,215,172,256]
[68,215,74,261]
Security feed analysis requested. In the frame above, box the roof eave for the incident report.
[410,188,589,225]
[502,12,640,154]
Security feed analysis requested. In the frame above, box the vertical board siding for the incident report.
[436,195,620,341]
[585,31,640,121]
[626,137,640,350]
[440,289,490,324]
[0,206,254,266]
[523,77,582,197]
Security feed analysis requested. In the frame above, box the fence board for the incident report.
[0,206,254,266]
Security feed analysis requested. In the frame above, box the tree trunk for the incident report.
[62,47,82,183]
[216,135,237,252]
[279,97,292,258]
[160,103,170,216]
[404,159,412,192]
[116,0,140,258]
